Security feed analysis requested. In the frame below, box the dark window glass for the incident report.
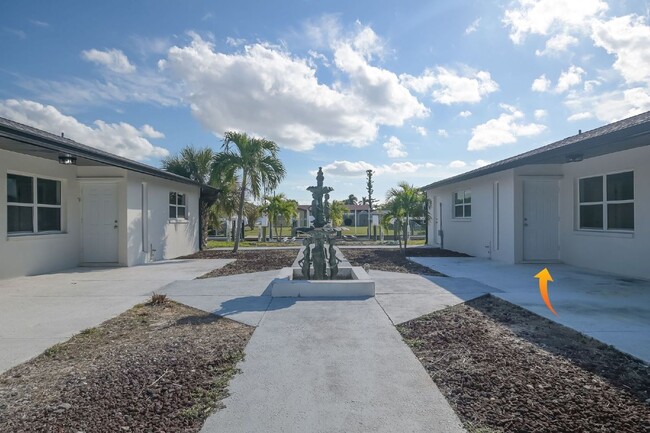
[169,192,176,205]
[607,203,634,230]
[579,204,603,229]
[8,206,33,232]
[454,206,464,218]
[37,207,61,231]
[454,193,463,205]
[464,190,471,204]
[169,206,176,219]
[7,174,33,203]
[177,206,186,219]
[579,176,603,203]
[606,172,633,201]
[37,178,61,205]
[464,205,471,217]
[177,194,185,206]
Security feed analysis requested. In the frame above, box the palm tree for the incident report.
[344,194,358,205]
[383,182,430,254]
[330,200,346,227]
[213,132,286,252]
[261,194,298,239]
[161,146,217,249]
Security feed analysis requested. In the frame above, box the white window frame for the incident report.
[169,191,187,221]
[577,170,634,232]
[7,172,63,236]
[452,189,471,219]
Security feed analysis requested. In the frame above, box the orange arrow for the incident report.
[534,268,557,316]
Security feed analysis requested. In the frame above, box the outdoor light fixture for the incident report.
[58,154,77,165]
[565,153,584,163]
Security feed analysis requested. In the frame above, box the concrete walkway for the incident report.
[0,259,230,373]
[161,270,470,432]
[411,257,650,362]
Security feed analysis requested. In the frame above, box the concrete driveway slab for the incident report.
[370,270,492,324]
[201,297,465,433]
[0,259,228,373]
[411,256,650,362]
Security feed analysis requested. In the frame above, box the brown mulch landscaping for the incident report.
[343,248,461,276]
[0,299,253,433]
[398,295,650,433]
[181,250,297,278]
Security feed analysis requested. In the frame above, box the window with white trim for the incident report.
[169,192,186,219]
[578,171,634,231]
[453,190,471,218]
[7,174,62,234]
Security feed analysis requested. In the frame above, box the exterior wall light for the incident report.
[58,154,77,165]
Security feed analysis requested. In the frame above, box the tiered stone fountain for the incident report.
[270,168,375,297]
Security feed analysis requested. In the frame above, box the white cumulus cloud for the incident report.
[383,136,407,158]
[81,48,136,74]
[503,0,608,44]
[320,160,433,177]
[448,160,466,168]
[437,129,449,137]
[555,65,586,93]
[0,99,168,161]
[532,74,551,92]
[565,87,650,123]
[567,112,593,121]
[413,126,427,136]
[459,110,472,117]
[401,66,499,104]
[591,14,650,84]
[534,109,548,119]
[163,30,427,151]
[535,33,579,56]
[467,104,546,151]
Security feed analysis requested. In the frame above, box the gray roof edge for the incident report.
[420,110,650,191]
[0,116,217,192]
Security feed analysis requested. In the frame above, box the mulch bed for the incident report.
[0,300,253,433]
[343,248,453,276]
[180,250,297,278]
[398,295,650,433]
[402,247,471,258]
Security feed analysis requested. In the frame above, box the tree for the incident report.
[261,194,298,239]
[213,132,286,252]
[365,169,377,238]
[244,202,259,230]
[383,182,430,254]
[330,200,346,227]
[161,146,217,250]
[344,194,358,205]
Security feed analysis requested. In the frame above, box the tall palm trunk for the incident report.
[403,215,410,255]
[233,170,247,253]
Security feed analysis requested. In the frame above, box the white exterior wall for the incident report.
[125,172,199,266]
[558,145,650,279]
[1,148,201,279]
[0,149,82,278]
[426,170,515,262]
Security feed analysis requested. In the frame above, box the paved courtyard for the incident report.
[410,256,650,362]
[0,259,230,373]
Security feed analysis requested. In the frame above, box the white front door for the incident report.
[82,183,119,263]
[523,179,559,262]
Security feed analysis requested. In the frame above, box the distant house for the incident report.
[0,117,217,279]
[296,203,370,228]
[422,111,650,280]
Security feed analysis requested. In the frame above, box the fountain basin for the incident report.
[271,266,375,297]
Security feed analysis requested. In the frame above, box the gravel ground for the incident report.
[343,248,461,276]
[180,250,297,278]
[398,295,650,433]
[0,300,253,433]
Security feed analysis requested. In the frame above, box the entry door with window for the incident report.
[523,179,559,262]
[82,183,118,263]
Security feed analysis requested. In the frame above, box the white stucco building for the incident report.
[423,111,650,280]
[0,117,217,279]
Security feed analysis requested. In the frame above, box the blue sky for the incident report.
[1,0,649,203]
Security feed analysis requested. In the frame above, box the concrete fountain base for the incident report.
[271,266,375,297]
[270,246,375,297]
